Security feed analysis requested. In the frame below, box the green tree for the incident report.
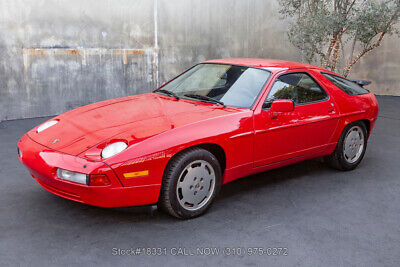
[279,0,400,76]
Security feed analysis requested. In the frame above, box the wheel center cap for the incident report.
[195,183,200,189]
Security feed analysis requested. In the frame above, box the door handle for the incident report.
[328,102,335,113]
[270,111,278,119]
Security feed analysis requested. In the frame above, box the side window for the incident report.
[263,72,328,109]
[322,73,369,95]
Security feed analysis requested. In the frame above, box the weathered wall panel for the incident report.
[0,0,156,121]
[350,34,400,95]
[0,0,399,121]
[157,0,300,83]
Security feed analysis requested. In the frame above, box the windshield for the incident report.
[157,63,271,108]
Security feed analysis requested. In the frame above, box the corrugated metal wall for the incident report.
[0,0,399,121]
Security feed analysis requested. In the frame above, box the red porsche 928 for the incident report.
[18,58,379,219]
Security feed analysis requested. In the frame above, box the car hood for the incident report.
[27,93,243,156]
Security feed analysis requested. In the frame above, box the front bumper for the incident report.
[18,134,160,207]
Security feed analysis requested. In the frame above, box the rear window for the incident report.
[322,73,369,95]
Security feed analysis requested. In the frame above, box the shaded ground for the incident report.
[0,96,399,266]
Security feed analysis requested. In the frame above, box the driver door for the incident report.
[253,70,338,167]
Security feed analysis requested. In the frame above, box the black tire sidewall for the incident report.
[165,149,222,219]
[336,121,368,170]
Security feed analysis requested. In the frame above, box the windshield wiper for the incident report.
[155,89,180,100]
[184,94,225,107]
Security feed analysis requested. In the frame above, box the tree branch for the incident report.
[324,36,338,68]
[348,35,357,66]
[343,31,386,77]
[330,29,344,71]
[343,15,396,77]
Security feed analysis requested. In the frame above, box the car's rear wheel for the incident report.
[158,148,221,219]
[326,121,368,171]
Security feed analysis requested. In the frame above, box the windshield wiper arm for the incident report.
[155,89,180,100]
[184,94,225,107]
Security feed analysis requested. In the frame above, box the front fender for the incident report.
[103,111,254,187]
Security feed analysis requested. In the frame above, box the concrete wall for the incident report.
[0,0,399,121]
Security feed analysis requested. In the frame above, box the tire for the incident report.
[326,121,368,171]
[158,148,222,219]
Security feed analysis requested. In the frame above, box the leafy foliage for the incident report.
[279,0,400,76]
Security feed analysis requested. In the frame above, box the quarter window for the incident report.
[322,73,369,95]
[263,72,328,108]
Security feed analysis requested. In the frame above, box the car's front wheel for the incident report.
[326,121,368,171]
[158,148,222,219]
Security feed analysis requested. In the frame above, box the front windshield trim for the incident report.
[154,63,272,110]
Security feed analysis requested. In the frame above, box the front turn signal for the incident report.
[88,174,111,186]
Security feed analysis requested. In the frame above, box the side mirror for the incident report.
[270,100,294,119]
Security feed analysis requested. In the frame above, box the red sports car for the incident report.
[18,58,379,219]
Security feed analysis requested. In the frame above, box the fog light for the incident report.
[88,174,111,186]
[57,168,88,185]
[17,147,23,158]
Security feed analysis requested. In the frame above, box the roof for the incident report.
[203,58,326,72]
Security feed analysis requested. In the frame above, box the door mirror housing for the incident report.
[270,100,294,119]
[271,100,294,113]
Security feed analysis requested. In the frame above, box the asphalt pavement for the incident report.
[0,96,399,266]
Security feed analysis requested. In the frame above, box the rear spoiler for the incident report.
[349,79,372,87]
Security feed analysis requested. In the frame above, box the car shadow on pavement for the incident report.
[219,158,328,200]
